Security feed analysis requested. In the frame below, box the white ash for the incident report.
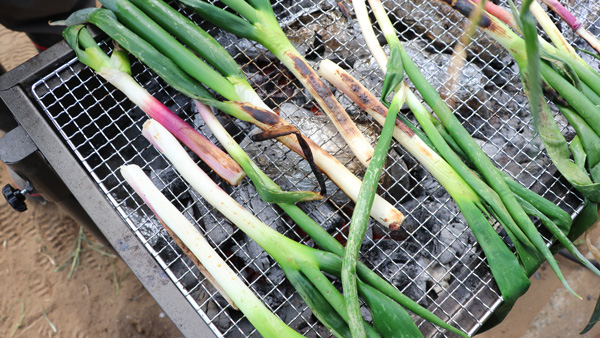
[121,206,164,247]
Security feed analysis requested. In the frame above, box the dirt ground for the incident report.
[0,27,181,337]
[2,22,600,338]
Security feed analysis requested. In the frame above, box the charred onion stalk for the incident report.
[142,119,426,338]
[65,5,406,228]
[62,25,244,186]
[197,101,468,337]
[120,164,303,337]
[177,0,376,167]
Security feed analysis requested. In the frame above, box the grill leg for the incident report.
[0,126,113,250]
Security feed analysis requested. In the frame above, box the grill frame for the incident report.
[0,0,597,337]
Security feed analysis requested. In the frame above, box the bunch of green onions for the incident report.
[65,0,406,229]
[177,0,376,167]
[64,22,469,335]
[434,0,600,237]
[141,117,451,337]
[195,101,470,337]
[120,162,304,337]
[323,0,600,332]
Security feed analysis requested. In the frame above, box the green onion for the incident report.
[65,5,406,228]
[320,59,532,304]
[178,0,376,167]
[119,163,304,337]
[62,24,245,186]
[197,101,468,337]
[365,0,581,296]
[342,83,404,338]
[142,118,425,337]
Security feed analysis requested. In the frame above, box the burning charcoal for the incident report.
[363,239,432,302]
[437,222,472,264]
[284,9,371,64]
[252,270,289,311]
[231,238,271,273]
[193,196,236,248]
[150,167,191,206]
[297,200,346,233]
[352,54,384,95]
[277,291,309,328]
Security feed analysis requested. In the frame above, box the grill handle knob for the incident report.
[2,184,30,212]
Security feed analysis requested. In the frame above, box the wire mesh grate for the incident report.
[30,0,596,336]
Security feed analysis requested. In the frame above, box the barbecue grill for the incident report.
[0,0,595,337]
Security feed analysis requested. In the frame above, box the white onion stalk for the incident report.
[120,164,303,337]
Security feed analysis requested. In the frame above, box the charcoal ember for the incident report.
[193,196,236,247]
[427,264,452,299]
[303,324,331,338]
[365,239,430,301]
[150,168,191,207]
[351,54,384,95]
[409,199,460,248]
[252,275,289,311]
[231,238,271,274]
[279,292,313,330]
[170,256,203,289]
[390,198,425,237]
[419,174,445,199]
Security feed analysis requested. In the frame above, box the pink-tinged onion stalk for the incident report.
[62,25,245,186]
[119,164,303,338]
[540,0,600,55]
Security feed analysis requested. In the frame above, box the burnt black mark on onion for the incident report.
[441,0,492,28]
[240,104,281,125]
[252,126,328,197]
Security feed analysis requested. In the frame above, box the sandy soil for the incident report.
[0,162,181,337]
[1,25,181,338]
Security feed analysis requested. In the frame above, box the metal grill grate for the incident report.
[30,0,597,336]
